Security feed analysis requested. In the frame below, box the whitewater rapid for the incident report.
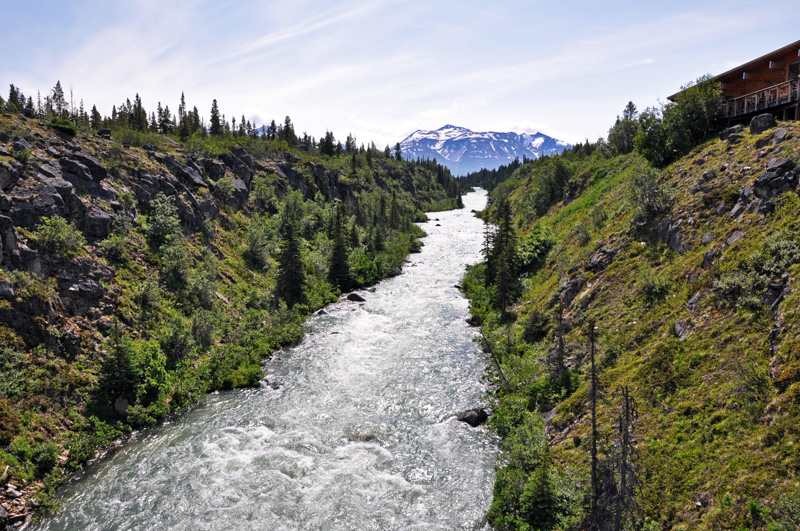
[34,189,496,531]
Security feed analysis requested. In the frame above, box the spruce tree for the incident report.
[209,99,222,136]
[51,81,67,117]
[7,84,20,111]
[328,203,351,291]
[90,105,102,129]
[133,94,147,131]
[493,199,517,313]
[275,203,306,307]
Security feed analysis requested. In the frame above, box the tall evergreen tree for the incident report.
[7,84,21,111]
[158,104,172,134]
[90,105,102,129]
[50,80,67,117]
[345,133,356,152]
[320,131,336,156]
[133,94,147,131]
[493,199,517,313]
[280,116,296,144]
[209,99,222,136]
[329,203,351,291]
[275,194,306,307]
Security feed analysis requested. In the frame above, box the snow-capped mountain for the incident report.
[399,125,571,176]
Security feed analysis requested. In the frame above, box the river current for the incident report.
[34,189,496,531]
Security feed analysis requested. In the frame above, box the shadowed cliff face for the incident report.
[0,112,460,527]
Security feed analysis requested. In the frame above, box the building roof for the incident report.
[668,39,800,101]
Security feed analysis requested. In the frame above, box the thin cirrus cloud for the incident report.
[1,1,799,147]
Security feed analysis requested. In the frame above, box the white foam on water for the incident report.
[34,190,497,531]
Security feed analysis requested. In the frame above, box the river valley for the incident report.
[32,189,496,531]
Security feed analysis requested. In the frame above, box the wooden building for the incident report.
[669,39,800,122]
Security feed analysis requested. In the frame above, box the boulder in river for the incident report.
[346,293,366,302]
[456,408,488,427]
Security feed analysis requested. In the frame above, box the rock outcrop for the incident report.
[456,408,489,427]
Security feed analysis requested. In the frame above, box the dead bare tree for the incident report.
[590,385,643,531]
[588,319,600,522]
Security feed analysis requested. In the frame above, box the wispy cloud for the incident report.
[2,0,799,147]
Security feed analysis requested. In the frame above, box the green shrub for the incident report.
[768,488,800,530]
[213,176,235,203]
[12,148,32,166]
[516,225,555,275]
[114,128,163,149]
[251,174,279,212]
[33,441,59,476]
[488,413,583,530]
[100,234,130,264]
[349,247,379,286]
[521,309,550,343]
[66,416,126,469]
[245,216,276,270]
[0,348,27,395]
[160,239,190,290]
[627,167,674,233]
[0,398,20,446]
[50,116,77,136]
[489,394,530,439]
[572,224,591,246]
[516,156,574,219]
[640,274,671,304]
[712,230,800,310]
[589,204,608,230]
[9,435,34,461]
[192,309,219,348]
[711,270,759,309]
[6,270,57,300]
[146,192,181,249]
[34,215,86,257]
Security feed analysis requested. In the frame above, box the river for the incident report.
[33,189,496,531]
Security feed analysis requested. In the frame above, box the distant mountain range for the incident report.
[399,125,571,176]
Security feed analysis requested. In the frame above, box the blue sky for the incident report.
[2,1,799,147]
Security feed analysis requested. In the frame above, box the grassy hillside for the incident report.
[463,120,800,530]
[0,109,460,525]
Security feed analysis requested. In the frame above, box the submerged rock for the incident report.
[346,293,366,302]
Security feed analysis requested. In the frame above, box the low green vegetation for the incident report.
[460,91,800,529]
[0,83,463,514]
[33,216,86,257]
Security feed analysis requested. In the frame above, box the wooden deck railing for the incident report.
[722,79,799,118]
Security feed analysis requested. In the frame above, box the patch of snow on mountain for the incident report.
[399,125,572,176]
